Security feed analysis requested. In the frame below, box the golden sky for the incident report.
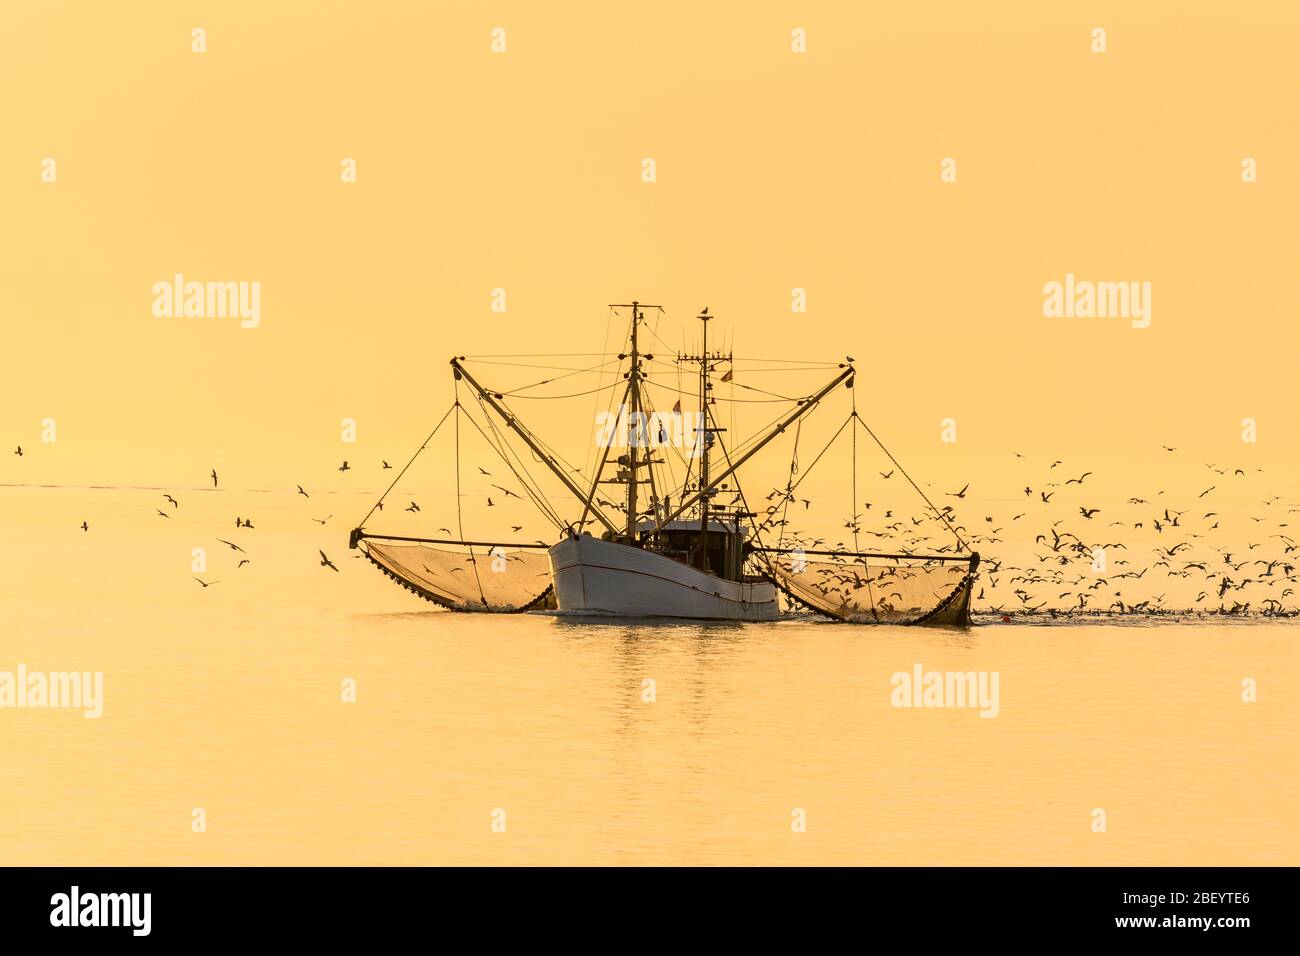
[2,1,1297,510]
[2,4,1298,866]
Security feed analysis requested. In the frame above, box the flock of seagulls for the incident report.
[760,447,1298,618]
[11,430,1296,619]
[49,454,533,590]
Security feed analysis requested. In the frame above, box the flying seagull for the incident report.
[319,550,339,572]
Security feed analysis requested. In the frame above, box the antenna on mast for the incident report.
[626,301,641,541]
[674,306,730,571]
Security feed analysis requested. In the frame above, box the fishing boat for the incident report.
[350,303,979,625]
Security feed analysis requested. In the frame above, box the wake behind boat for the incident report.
[350,303,979,625]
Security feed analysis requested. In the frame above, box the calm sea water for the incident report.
[2,487,1296,865]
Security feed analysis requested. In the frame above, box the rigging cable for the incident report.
[851,391,860,555]
[854,416,969,551]
[774,420,802,545]
[355,401,457,528]
[453,386,489,608]
[461,369,612,507]
[491,357,623,396]
[584,307,621,481]
[641,375,798,404]
[728,355,840,367]
[762,414,852,541]
[704,399,780,584]
[490,381,629,401]
[464,394,567,531]
[850,389,880,621]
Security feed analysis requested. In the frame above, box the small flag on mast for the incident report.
[720,369,733,382]
[672,399,681,413]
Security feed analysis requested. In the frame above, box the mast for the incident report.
[599,302,663,544]
[673,308,730,570]
[696,309,712,569]
[626,302,641,541]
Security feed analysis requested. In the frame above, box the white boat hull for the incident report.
[549,535,779,621]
